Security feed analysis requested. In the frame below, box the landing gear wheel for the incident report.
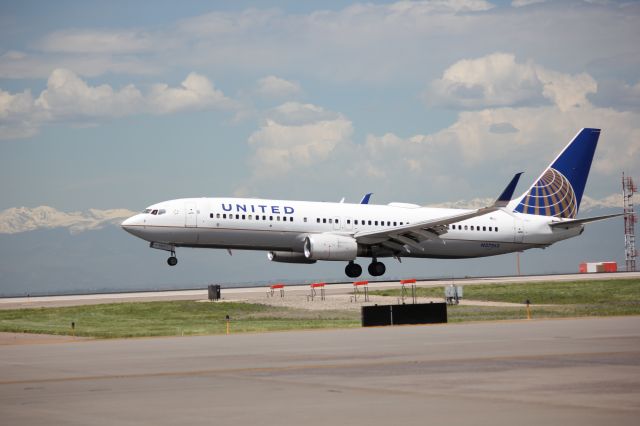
[368,261,386,277]
[345,261,362,278]
[167,256,178,266]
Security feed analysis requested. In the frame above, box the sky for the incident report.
[0,0,638,294]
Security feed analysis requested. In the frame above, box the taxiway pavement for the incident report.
[1,316,639,425]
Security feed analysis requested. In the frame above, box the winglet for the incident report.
[494,173,523,208]
[360,193,373,204]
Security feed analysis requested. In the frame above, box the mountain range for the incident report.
[0,206,137,234]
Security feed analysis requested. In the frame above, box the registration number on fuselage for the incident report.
[480,242,500,249]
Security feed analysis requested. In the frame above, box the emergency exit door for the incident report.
[185,202,198,228]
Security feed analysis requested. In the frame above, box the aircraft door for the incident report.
[185,201,198,228]
[514,218,524,243]
[334,217,341,231]
[345,217,353,231]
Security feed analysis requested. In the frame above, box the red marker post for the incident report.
[353,281,369,302]
[308,283,326,301]
[400,279,417,304]
[268,283,285,298]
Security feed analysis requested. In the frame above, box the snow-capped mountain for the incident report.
[0,206,137,234]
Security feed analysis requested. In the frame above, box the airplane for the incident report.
[121,128,621,278]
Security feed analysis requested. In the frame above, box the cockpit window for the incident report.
[143,209,152,214]
[158,209,166,215]
[151,209,158,215]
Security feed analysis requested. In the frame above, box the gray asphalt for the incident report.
[1,316,639,425]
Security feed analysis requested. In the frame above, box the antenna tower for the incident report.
[622,172,637,272]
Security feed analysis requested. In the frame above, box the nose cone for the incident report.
[121,214,136,229]
[121,214,145,238]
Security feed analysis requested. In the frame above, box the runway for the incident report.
[2,271,639,309]
[1,316,639,425]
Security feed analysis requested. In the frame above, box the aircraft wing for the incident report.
[549,213,623,229]
[354,173,523,252]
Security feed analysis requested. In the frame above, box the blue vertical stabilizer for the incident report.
[514,128,600,218]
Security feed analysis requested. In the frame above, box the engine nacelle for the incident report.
[303,234,358,261]
[268,251,317,264]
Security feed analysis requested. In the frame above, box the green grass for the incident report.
[372,278,640,304]
[0,301,360,338]
[445,303,640,323]
[373,278,640,322]
[458,279,640,304]
[2,278,639,338]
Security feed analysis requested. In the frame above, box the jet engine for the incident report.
[268,251,317,264]
[303,234,358,261]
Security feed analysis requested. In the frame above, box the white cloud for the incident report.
[353,102,640,202]
[580,194,623,211]
[0,69,234,139]
[0,50,159,79]
[0,206,137,234]
[35,68,144,118]
[257,76,301,98]
[0,88,35,118]
[537,68,597,111]
[265,101,337,125]
[8,0,499,81]
[0,88,38,139]
[429,53,545,108]
[246,102,353,178]
[147,72,233,114]
[427,197,494,209]
[428,52,597,111]
[511,0,547,7]
[489,122,518,134]
[37,30,154,54]
[237,72,639,202]
[1,0,636,90]
[155,0,636,88]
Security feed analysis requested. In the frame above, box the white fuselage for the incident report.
[121,197,582,259]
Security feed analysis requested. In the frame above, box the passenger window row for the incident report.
[316,218,406,227]
[448,224,498,232]
[210,213,294,222]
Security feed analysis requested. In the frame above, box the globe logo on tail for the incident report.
[515,168,577,218]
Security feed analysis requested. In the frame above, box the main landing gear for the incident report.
[167,254,178,266]
[344,259,386,278]
[368,260,386,277]
[345,261,362,278]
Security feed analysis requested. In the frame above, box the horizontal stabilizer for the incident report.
[549,213,623,229]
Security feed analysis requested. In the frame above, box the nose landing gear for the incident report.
[150,242,178,266]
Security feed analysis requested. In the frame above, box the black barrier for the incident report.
[208,284,221,301]
[362,303,447,327]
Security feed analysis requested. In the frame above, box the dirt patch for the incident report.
[0,332,90,345]
[216,293,527,311]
